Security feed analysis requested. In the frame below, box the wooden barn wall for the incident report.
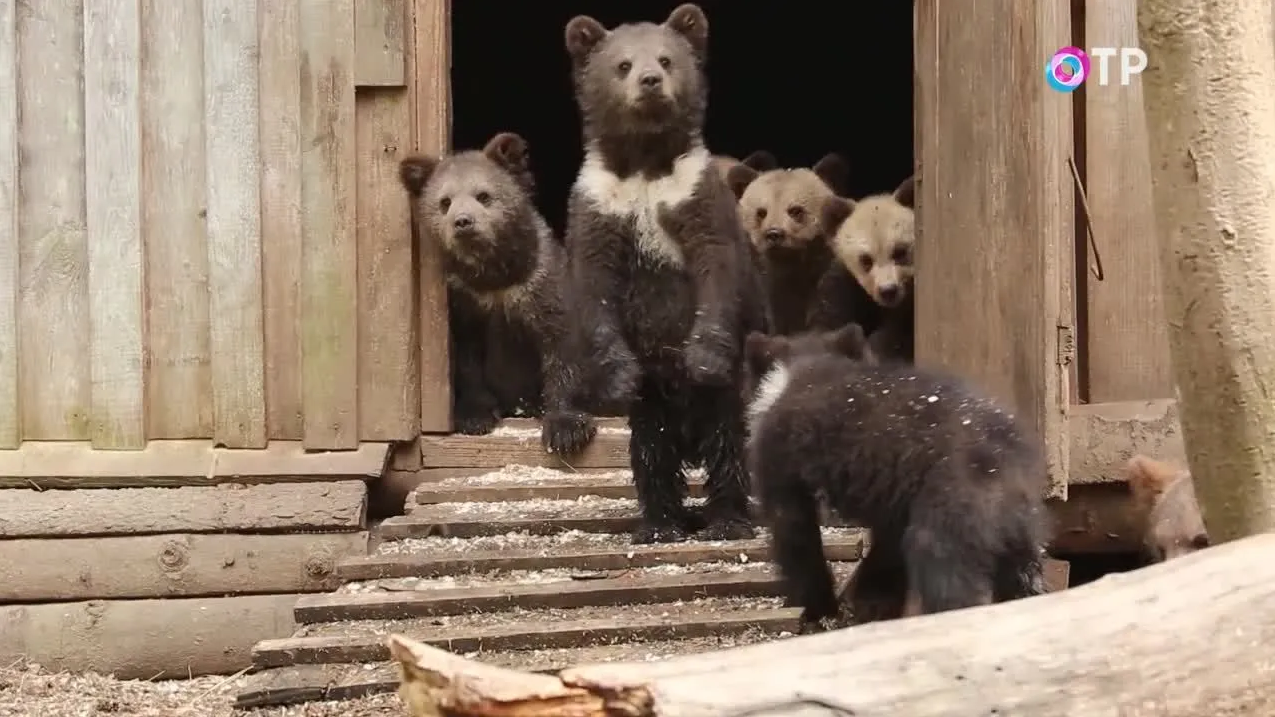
[0,0,432,451]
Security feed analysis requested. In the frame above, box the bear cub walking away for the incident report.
[727,153,849,335]
[562,4,767,543]
[743,325,1050,625]
[399,132,597,455]
[810,176,917,362]
[1126,454,1209,562]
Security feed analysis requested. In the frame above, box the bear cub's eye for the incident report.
[890,245,911,265]
[786,205,805,221]
[658,56,671,69]
[475,191,492,206]
[617,60,632,74]
[859,254,874,271]
[755,208,767,221]
[438,197,451,212]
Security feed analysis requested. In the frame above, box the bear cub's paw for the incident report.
[698,517,757,541]
[683,330,734,385]
[797,592,841,628]
[630,521,690,545]
[541,410,598,455]
[453,400,500,436]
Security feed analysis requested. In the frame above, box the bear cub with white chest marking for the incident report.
[810,176,917,362]
[562,4,767,543]
[743,325,1050,625]
[399,132,597,455]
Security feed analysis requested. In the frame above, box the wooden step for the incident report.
[251,596,798,669]
[338,530,866,580]
[410,468,705,504]
[419,421,631,470]
[296,565,829,623]
[235,632,789,710]
[375,496,648,540]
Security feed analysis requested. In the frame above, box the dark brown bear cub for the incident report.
[399,132,596,455]
[562,4,768,543]
[743,325,1050,624]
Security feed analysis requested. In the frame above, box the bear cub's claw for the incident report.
[541,410,598,455]
[698,518,756,541]
[630,521,690,545]
[453,406,500,436]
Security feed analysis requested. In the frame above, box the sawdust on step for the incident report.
[487,424,629,439]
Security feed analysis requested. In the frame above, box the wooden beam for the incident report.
[0,531,367,601]
[420,430,629,469]
[0,439,390,489]
[0,481,366,538]
[388,533,1275,717]
[0,0,16,449]
[1048,483,1144,554]
[1068,399,1183,485]
[0,593,300,680]
[354,0,406,87]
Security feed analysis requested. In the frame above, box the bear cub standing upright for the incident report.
[561,4,768,543]
[399,132,596,455]
[743,324,1050,624]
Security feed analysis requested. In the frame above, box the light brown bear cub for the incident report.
[1126,454,1209,562]
[810,176,917,362]
[726,154,850,335]
[399,132,597,456]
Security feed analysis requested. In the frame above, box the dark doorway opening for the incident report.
[450,1,916,234]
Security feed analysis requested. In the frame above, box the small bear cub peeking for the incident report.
[562,4,768,543]
[810,175,917,362]
[1126,454,1210,562]
[399,132,597,455]
[743,325,1050,625]
[727,152,849,335]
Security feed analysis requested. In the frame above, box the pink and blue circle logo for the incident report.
[1046,47,1090,93]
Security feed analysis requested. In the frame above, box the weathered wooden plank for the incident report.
[236,664,401,710]
[140,0,213,440]
[354,0,406,87]
[299,0,359,449]
[375,513,635,541]
[0,439,390,488]
[0,481,366,538]
[298,572,790,624]
[1043,558,1070,592]
[84,0,145,449]
[260,0,305,441]
[203,0,267,448]
[414,478,679,505]
[914,0,1072,499]
[16,0,90,440]
[1082,0,1174,402]
[338,535,865,581]
[1048,483,1144,554]
[409,0,451,432]
[0,531,367,601]
[0,593,299,680]
[0,0,16,449]
[356,89,418,441]
[253,607,800,668]
[1068,399,1182,485]
[420,430,630,469]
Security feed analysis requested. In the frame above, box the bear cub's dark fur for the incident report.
[743,325,1049,625]
[399,133,596,455]
[561,4,768,543]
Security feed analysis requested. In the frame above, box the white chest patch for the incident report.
[746,365,791,441]
[576,146,710,269]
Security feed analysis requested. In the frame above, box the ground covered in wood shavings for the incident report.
[0,661,405,717]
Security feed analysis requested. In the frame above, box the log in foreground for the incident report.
[388,532,1275,716]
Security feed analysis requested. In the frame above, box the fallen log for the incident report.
[387,532,1275,716]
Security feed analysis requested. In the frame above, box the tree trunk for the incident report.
[388,533,1275,717]
[1137,0,1275,540]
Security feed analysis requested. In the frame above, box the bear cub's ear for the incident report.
[725,163,760,200]
[824,323,874,363]
[664,4,709,56]
[741,150,778,173]
[565,15,608,62]
[812,153,850,196]
[745,332,788,373]
[820,196,855,234]
[399,155,440,196]
[483,132,530,173]
[893,174,917,209]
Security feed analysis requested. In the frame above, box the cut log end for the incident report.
[387,633,654,717]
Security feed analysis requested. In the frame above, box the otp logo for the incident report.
[1046,47,1090,93]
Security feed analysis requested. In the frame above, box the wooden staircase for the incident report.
[233,430,866,710]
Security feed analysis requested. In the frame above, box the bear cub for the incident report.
[562,4,768,543]
[727,153,849,335]
[399,132,596,455]
[1126,454,1209,562]
[743,324,1050,625]
[810,176,917,362]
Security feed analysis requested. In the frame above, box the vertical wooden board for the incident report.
[914,0,1071,497]
[1083,0,1174,402]
[355,0,406,87]
[260,0,305,440]
[409,0,451,433]
[203,0,267,448]
[299,0,359,449]
[84,0,145,449]
[356,90,419,441]
[16,0,91,441]
[141,0,213,440]
[0,0,17,448]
